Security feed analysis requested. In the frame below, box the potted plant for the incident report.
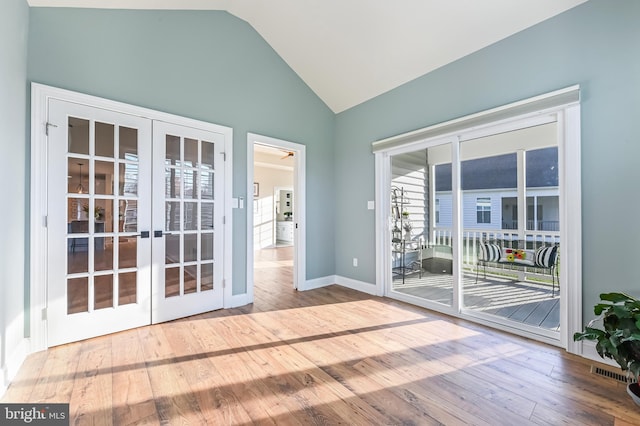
[574,292,640,405]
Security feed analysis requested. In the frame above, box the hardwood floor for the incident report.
[3,246,640,425]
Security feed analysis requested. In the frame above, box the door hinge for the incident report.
[222,279,226,289]
[222,216,226,225]
[45,122,58,136]
[221,152,226,161]
[41,308,47,321]
[44,215,48,228]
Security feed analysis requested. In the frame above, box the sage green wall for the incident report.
[334,0,640,324]
[0,0,29,388]
[27,8,336,295]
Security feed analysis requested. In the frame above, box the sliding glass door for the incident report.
[390,142,454,308]
[459,123,560,335]
[386,122,561,339]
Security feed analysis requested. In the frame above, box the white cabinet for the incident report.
[276,221,294,243]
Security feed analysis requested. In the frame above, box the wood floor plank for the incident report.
[159,320,254,425]
[137,325,208,425]
[27,341,83,403]
[68,336,113,426]
[0,349,47,403]
[111,330,160,426]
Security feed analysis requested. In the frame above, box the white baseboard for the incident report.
[334,275,380,296]
[578,340,619,368]
[299,275,379,296]
[300,275,336,291]
[1,338,29,399]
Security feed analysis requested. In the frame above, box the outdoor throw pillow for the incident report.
[500,248,535,266]
[480,243,501,262]
[535,245,558,268]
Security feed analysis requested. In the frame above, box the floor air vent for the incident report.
[591,365,637,383]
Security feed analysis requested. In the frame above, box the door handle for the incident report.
[135,231,150,238]
[154,230,173,238]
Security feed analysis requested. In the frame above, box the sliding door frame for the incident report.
[374,86,582,352]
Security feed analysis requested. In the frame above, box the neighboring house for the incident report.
[393,146,559,239]
[434,187,559,233]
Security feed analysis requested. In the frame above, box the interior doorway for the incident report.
[246,134,306,302]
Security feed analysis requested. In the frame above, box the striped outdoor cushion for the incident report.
[535,245,558,268]
[480,243,501,262]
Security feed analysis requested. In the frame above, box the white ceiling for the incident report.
[26,0,588,113]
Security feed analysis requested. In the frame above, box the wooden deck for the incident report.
[3,247,639,425]
[393,271,560,331]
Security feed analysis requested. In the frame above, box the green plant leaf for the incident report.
[573,327,605,341]
[601,292,636,303]
[594,303,612,315]
[611,305,634,319]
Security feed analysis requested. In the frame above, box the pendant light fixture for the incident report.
[76,163,85,194]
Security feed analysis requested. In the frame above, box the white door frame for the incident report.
[247,133,306,300]
[30,83,233,351]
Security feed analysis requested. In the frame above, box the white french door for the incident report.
[151,121,225,323]
[47,99,225,346]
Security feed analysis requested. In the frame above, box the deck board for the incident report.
[393,270,560,331]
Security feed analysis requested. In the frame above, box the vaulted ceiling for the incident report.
[26,0,588,113]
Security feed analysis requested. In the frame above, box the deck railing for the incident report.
[432,227,560,270]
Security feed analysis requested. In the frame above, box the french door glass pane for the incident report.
[95,122,114,158]
[202,141,215,170]
[184,265,198,294]
[165,234,180,264]
[119,126,138,161]
[94,274,114,310]
[68,117,89,155]
[119,272,137,305]
[166,135,181,165]
[68,159,89,194]
[119,200,138,232]
[184,234,197,262]
[165,267,180,298]
[184,138,198,167]
[95,160,114,195]
[118,237,137,269]
[119,163,138,196]
[67,277,88,314]
[94,236,113,271]
[165,168,181,198]
[201,264,214,291]
[166,202,180,231]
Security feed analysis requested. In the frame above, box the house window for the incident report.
[435,198,440,224]
[476,197,491,224]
